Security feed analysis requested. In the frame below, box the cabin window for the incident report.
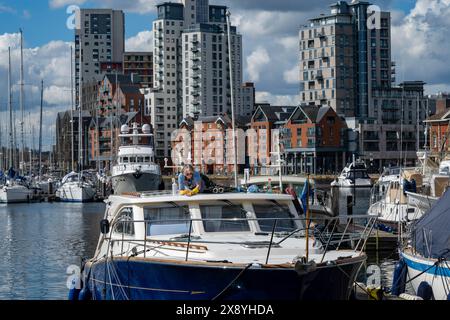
[144,157,151,162]
[129,157,136,163]
[137,157,144,163]
[346,171,369,179]
[122,157,129,163]
[200,203,250,232]
[253,202,297,233]
[144,204,190,236]
[114,207,135,235]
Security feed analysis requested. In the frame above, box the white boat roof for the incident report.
[241,175,312,185]
[118,146,154,156]
[108,192,295,205]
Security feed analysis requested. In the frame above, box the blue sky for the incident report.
[0,1,157,47]
[0,0,416,47]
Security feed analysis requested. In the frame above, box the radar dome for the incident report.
[142,124,151,134]
[121,125,130,134]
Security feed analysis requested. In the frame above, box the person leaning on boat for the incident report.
[178,165,205,196]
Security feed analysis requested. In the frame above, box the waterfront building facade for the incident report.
[75,9,125,104]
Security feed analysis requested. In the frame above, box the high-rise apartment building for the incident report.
[123,52,154,88]
[75,9,125,105]
[299,1,392,118]
[143,0,243,161]
[241,82,256,117]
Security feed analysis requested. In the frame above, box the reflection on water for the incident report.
[0,202,105,300]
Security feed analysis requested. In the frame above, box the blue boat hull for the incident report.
[80,256,365,300]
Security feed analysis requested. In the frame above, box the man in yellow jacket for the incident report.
[178,165,204,196]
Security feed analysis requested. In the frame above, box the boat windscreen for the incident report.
[253,202,297,233]
[144,205,190,236]
[200,204,250,232]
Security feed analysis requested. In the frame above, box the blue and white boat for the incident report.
[398,189,450,300]
[73,192,371,300]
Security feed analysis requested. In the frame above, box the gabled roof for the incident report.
[104,73,135,85]
[119,85,142,95]
[89,112,139,129]
[252,105,297,123]
[287,105,335,123]
[425,109,450,123]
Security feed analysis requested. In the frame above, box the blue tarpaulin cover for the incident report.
[413,188,450,259]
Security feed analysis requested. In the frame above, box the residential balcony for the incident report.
[319,52,329,59]
[314,70,324,81]
[317,93,326,100]
[191,47,200,53]
[192,55,201,62]
[191,91,200,97]
[192,99,201,106]
[192,82,200,88]
[317,32,326,39]
[192,64,201,71]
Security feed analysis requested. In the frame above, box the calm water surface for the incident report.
[0,202,105,300]
[0,188,405,299]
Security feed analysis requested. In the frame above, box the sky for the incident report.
[0,0,448,151]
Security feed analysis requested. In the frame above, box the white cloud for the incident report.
[49,0,159,14]
[22,10,31,19]
[246,47,270,82]
[256,91,300,106]
[283,65,299,85]
[0,4,16,14]
[44,85,71,105]
[49,0,86,9]
[125,31,153,52]
[391,0,450,92]
[0,33,73,151]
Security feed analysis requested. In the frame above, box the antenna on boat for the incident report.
[226,9,238,189]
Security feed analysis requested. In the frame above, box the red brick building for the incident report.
[249,104,347,174]
[424,110,450,162]
[283,105,347,174]
[173,115,247,175]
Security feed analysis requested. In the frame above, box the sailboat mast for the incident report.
[70,46,75,172]
[78,40,83,174]
[20,29,25,176]
[226,10,238,189]
[39,80,43,180]
[416,93,420,153]
[400,86,404,167]
[8,47,13,170]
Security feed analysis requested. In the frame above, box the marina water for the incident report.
[0,189,404,300]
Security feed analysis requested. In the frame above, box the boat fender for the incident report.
[391,259,407,296]
[294,260,317,276]
[68,286,81,301]
[417,281,433,300]
[399,293,423,300]
[78,286,92,301]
